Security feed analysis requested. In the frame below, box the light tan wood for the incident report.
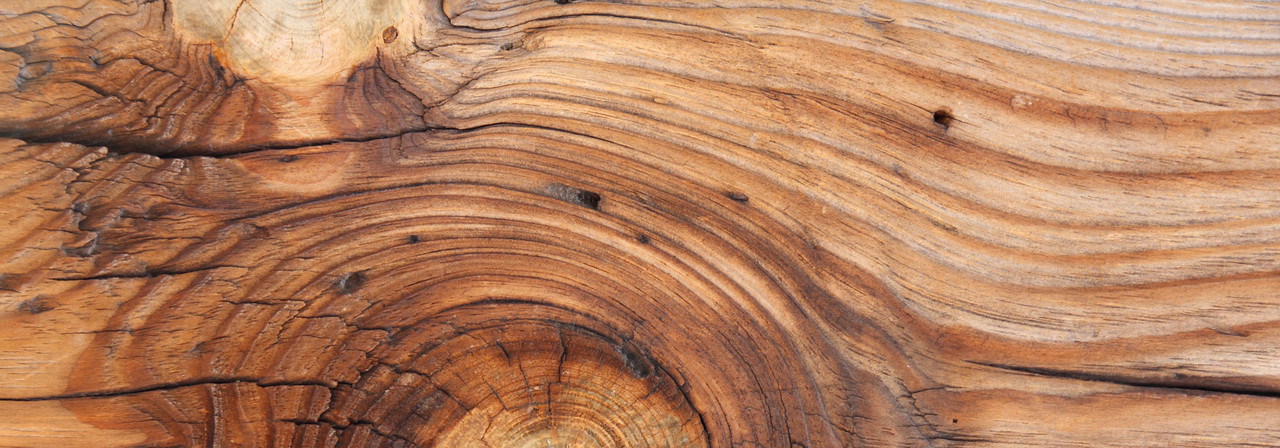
[1,0,1279,446]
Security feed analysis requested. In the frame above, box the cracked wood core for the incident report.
[173,0,419,83]
[2,0,1280,447]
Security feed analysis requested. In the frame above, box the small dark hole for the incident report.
[618,345,652,378]
[278,155,300,163]
[17,295,55,314]
[635,234,650,244]
[546,183,601,210]
[952,419,959,424]
[725,191,749,203]
[382,26,399,44]
[336,271,367,294]
[933,108,955,129]
[406,235,420,244]
[554,0,573,4]
[576,191,601,209]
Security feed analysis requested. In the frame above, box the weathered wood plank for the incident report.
[1,0,1279,446]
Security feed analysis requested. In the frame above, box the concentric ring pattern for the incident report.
[1,0,1280,446]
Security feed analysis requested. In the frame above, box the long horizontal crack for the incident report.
[969,360,1280,399]
[162,125,438,158]
[0,376,335,401]
[4,126,437,159]
[50,264,243,281]
[9,119,619,161]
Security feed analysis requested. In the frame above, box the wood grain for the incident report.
[1,0,1279,446]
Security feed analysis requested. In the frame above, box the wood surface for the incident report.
[2,0,1280,446]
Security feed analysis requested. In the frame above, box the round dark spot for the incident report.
[278,155,300,163]
[382,26,399,44]
[406,235,420,244]
[952,418,959,424]
[933,108,955,129]
[635,234,650,244]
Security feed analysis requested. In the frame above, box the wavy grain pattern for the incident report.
[1,0,1279,446]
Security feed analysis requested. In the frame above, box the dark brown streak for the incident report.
[49,264,243,282]
[969,361,1280,399]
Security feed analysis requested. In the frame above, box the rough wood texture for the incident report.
[2,0,1280,446]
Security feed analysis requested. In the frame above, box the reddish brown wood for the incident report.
[2,0,1279,446]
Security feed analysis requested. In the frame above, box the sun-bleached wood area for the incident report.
[2,0,1280,446]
